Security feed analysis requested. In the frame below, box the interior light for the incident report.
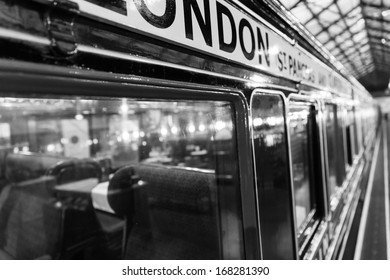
[215,121,226,131]
[120,99,129,114]
[121,131,130,142]
[160,127,168,136]
[253,117,264,128]
[47,144,55,152]
[75,114,84,121]
[267,117,277,126]
[188,124,196,133]
[120,103,129,114]
[382,38,387,44]
[171,126,178,134]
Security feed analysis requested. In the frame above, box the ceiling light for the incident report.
[75,113,84,120]
[382,38,387,44]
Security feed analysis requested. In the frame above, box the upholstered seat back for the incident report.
[47,159,102,185]
[5,153,68,183]
[0,176,61,259]
[125,164,220,259]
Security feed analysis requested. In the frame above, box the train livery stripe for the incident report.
[354,128,382,259]
[70,0,350,94]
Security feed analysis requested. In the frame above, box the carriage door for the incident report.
[288,96,328,259]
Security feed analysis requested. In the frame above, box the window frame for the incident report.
[322,102,345,198]
[287,94,327,258]
[0,61,259,260]
[321,101,350,241]
[249,89,299,260]
[345,107,356,166]
[353,105,364,157]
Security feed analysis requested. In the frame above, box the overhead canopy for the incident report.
[278,0,390,96]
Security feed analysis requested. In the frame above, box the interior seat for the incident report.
[125,163,220,259]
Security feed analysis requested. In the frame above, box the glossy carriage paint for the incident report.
[71,0,350,94]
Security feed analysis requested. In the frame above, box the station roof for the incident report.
[278,0,390,96]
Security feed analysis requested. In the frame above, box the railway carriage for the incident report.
[0,0,379,260]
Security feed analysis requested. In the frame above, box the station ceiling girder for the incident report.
[278,0,390,95]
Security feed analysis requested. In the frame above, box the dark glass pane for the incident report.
[0,96,243,259]
[289,103,316,230]
[346,126,353,166]
[325,104,337,196]
[353,108,361,155]
[251,93,295,259]
[346,109,355,163]
[335,108,346,186]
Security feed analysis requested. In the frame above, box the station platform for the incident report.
[353,118,390,260]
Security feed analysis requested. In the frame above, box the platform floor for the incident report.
[354,119,390,259]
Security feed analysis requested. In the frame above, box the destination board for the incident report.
[70,0,351,94]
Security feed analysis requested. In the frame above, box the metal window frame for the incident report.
[287,93,328,258]
[249,88,299,260]
[0,59,259,260]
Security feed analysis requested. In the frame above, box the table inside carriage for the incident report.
[54,178,99,194]
[54,178,126,259]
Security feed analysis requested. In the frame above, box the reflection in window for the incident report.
[325,104,337,197]
[346,109,355,166]
[289,103,316,230]
[353,107,362,155]
[251,94,295,259]
[0,96,243,260]
[336,108,346,186]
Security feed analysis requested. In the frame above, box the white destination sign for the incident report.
[70,0,351,94]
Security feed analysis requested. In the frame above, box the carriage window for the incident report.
[353,107,361,156]
[0,96,243,260]
[345,109,355,166]
[251,93,295,259]
[336,108,346,186]
[346,126,353,166]
[324,104,338,197]
[289,102,317,231]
